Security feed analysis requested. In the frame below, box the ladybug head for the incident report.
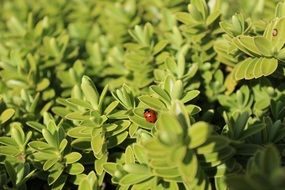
[144,108,150,113]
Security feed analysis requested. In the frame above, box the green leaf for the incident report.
[104,101,119,115]
[36,78,50,91]
[103,163,117,176]
[232,14,244,35]
[153,167,180,178]
[71,138,91,151]
[91,132,105,157]
[253,58,263,78]
[201,146,235,164]
[81,75,99,110]
[234,58,253,80]
[262,145,280,174]
[106,120,130,137]
[52,175,67,190]
[206,11,220,25]
[112,86,134,110]
[138,95,167,110]
[7,17,26,36]
[87,171,98,188]
[0,108,15,124]
[28,141,52,151]
[119,173,152,186]
[131,177,156,190]
[149,159,175,170]
[178,150,198,187]
[68,127,93,138]
[177,48,186,78]
[59,139,67,153]
[48,167,64,185]
[99,84,109,111]
[144,23,153,45]
[277,48,285,61]
[157,113,182,145]
[78,178,92,190]
[51,107,70,118]
[176,12,194,25]
[15,163,26,184]
[186,104,201,115]
[66,163,85,175]
[133,144,148,164]
[19,169,37,187]
[275,2,285,17]
[33,151,58,161]
[123,164,151,175]
[233,36,261,57]
[233,58,278,80]
[30,93,40,113]
[66,98,93,109]
[5,161,17,187]
[107,131,128,148]
[171,80,183,100]
[0,137,17,146]
[64,152,82,164]
[42,129,58,148]
[188,122,213,149]
[26,121,45,132]
[253,37,272,57]
[244,58,258,80]
[104,123,119,132]
[165,57,178,75]
[129,123,139,137]
[196,136,230,154]
[188,4,203,21]
[125,146,135,164]
[181,90,200,103]
[260,58,278,76]
[235,143,262,156]
[153,40,168,55]
[240,123,265,140]
[143,139,169,158]
[65,112,91,121]
[191,0,208,20]
[11,125,26,146]
[95,154,108,175]
[43,159,58,171]
[226,176,257,190]
[150,86,171,105]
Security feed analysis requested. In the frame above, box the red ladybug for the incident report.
[272,29,278,36]
[144,109,157,123]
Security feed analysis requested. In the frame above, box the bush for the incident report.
[1,0,285,189]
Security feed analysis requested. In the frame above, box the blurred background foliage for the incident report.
[1,0,285,189]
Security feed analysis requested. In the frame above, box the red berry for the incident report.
[144,109,157,123]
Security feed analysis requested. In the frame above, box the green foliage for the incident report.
[227,145,285,190]
[216,1,285,83]
[1,0,285,189]
[104,102,236,189]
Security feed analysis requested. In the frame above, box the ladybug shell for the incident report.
[272,29,278,36]
[144,109,157,123]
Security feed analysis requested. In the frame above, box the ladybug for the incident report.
[144,109,157,123]
[272,29,278,37]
